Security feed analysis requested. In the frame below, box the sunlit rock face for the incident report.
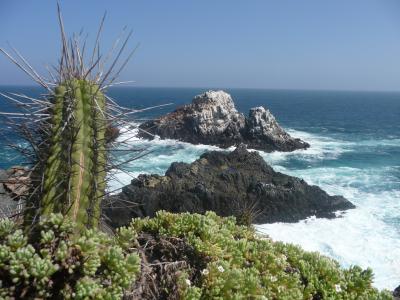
[190,90,245,138]
[244,106,310,151]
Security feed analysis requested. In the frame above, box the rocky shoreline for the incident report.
[104,146,354,228]
[0,148,356,229]
[139,90,310,152]
[1,148,355,231]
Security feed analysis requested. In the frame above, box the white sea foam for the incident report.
[256,196,400,290]
[258,129,354,166]
[109,124,400,290]
[357,138,400,147]
[107,123,225,192]
[256,130,400,290]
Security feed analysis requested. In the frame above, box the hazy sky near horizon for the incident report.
[1,0,400,91]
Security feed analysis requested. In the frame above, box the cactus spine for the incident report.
[40,80,107,230]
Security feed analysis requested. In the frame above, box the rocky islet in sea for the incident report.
[1,91,354,230]
[139,90,310,152]
[0,92,353,229]
[104,145,355,228]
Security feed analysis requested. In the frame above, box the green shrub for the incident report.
[0,212,393,299]
[0,214,140,299]
[127,211,393,300]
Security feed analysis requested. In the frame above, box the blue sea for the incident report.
[1,86,399,290]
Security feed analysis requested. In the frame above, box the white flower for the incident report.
[335,284,342,292]
[270,275,277,282]
[201,269,209,275]
[185,279,191,286]
[217,265,224,273]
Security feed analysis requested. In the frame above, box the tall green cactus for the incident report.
[40,80,107,230]
[0,5,138,234]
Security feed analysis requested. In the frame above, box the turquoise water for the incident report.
[0,86,399,289]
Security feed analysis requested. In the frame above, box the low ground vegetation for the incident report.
[0,212,392,299]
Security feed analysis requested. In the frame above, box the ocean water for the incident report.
[0,86,399,290]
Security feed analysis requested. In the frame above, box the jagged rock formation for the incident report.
[104,146,354,228]
[138,90,309,152]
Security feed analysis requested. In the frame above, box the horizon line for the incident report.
[1,83,400,94]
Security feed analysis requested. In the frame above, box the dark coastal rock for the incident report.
[103,146,354,228]
[394,285,400,299]
[0,193,18,218]
[0,169,7,194]
[0,167,29,218]
[138,90,309,152]
[0,169,17,218]
[106,125,120,143]
[3,167,30,197]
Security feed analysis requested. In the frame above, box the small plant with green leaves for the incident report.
[126,211,393,300]
[0,214,140,299]
[0,210,393,299]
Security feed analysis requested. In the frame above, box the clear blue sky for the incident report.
[1,0,400,91]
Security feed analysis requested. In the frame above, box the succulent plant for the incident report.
[0,213,140,299]
[128,211,393,300]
